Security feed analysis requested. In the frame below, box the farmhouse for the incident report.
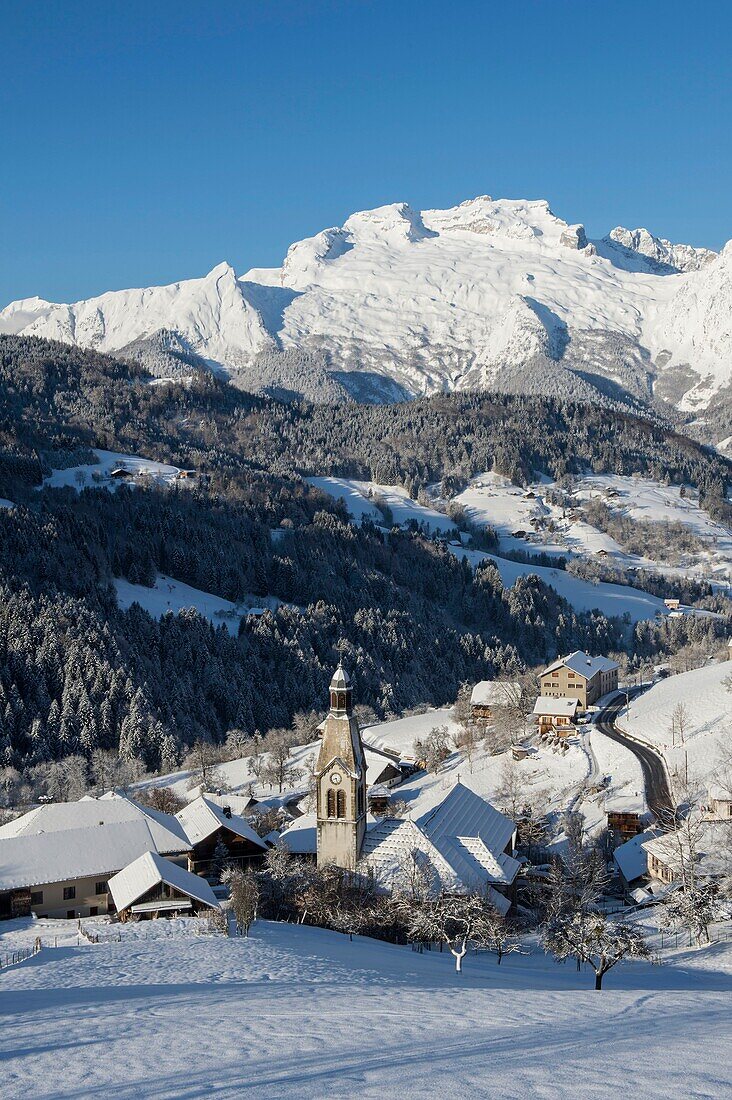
[108,850,219,921]
[540,651,618,712]
[0,796,191,920]
[642,821,732,886]
[176,795,268,878]
[470,680,522,722]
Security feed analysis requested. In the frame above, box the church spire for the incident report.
[329,663,353,716]
[316,662,366,869]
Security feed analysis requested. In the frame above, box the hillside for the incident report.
[618,663,732,799]
[0,336,730,781]
[2,197,730,424]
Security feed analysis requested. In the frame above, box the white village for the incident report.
[2,640,732,1095]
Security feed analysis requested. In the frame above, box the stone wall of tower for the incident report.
[316,710,366,869]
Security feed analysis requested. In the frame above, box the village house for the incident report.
[605,794,644,844]
[175,795,268,879]
[706,784,732,820]
[470,680,522,723]
[613,828,665,900]
[642,821,732,887]
[0,796,191,920]
[533,696,580,733]
[108,851,220,922]
[539,651,619,713]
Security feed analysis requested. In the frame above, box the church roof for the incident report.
[329,663,351,690]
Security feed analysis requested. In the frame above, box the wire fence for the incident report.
[1,937,42,969]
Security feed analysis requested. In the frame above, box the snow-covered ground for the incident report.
[617,663,732,797]
[0,497,14,510]
[113,574,280,628]
[310,472,668,621]
[452,546,667,623]
[2,916,731,1099]
[310,476,457,535]
[42,449,189,491]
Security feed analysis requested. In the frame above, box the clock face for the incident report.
[330,772,342,785]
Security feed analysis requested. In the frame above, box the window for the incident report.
[66,910,75,919]
[63,886,76,901]
[89,906,98,917]
[95,881,107,895]
[327,788,336,818]
[30,890,43,906]
[336,790,346,819]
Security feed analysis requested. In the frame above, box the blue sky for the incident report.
[1,0,730,304]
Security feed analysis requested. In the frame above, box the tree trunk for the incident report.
[595,970,603,990]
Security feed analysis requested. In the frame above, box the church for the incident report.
[282,665,521,911]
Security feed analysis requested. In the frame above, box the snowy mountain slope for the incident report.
[2,195,729,412]
[604,226,717,273]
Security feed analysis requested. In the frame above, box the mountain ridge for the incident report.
[2,195,729,422]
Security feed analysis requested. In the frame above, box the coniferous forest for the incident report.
[0,335,729,783]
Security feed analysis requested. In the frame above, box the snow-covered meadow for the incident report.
[617,662,732,797]
[41,448,189,491]
[1,916,731,1099]
[113,574,281,628]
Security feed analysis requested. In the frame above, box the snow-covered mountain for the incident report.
[2,195,729,413]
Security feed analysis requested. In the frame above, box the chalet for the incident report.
[367,784,391,815]
[109,466,133,480]
[363,743,405,789]
[605,794,644,843]
[470,681,522,723]
[613,829,660,896]
[706,784,732,820]
[539,651,618,712]
[642,821,732,886]
[175,469,197,480]
[533,696,579,732]
[108,851,219,921]
[0,796,190,920]
[664,598,681,611]
[176,795,268,879]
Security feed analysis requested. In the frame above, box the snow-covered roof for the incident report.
[420,782,515,851]
[361,816,512,914]
[642,821,732,880]
[108,851,219,913]
[542,651,619,679]
[0,821,175,891]
[279,813,317,854]
[364,748,402,787]
[533,697,580,717]
[613,829,659,883]
[470,681,521,707]
[0,795,190,854]
[708,783,732,802]
[330,664,351,690]
[176,796,267,850]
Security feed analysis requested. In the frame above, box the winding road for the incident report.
[595,690,674,822]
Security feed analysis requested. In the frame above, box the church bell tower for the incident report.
[315,664,367,869]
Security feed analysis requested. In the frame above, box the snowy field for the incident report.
[42,449,188,491]
[309,473,672,621]
[452,546,666,623]
[617,663,732,796]
[113,574,280,628]
[311,477,458,535]
[1,917,731,1099]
